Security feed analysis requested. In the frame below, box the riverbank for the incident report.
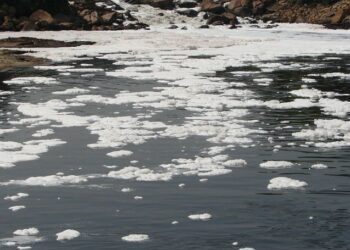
[0,37,95,71]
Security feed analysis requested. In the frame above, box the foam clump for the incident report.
[108,166,172,182]
[311,163,328,169]
[13,228,39,236]
[3,77,58,85]
[3,174,88,187]
[9,205,26,212]
[260,161,294,169]
[4,193,29,201]
[52,88,90,95]
[188,213,212,221]
[107,150,133,158]
[56,229,80,241]
[121,234,149,242]
[267,177,308,190]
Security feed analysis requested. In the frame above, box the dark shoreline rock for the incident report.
[0,0,148,31]
[0,37,95,48]
[0,50,46,71]
[0,37,95,71]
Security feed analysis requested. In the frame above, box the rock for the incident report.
[101,12,119,24]
[0,0,148,31]
[199,24,210,28]
[139,0,175,9]
[229,23,236,28]
[207,12,237,25]
[81,10,100,25]
[168,24,178,29]
[177,8,198,17]
[226,0,252,16]
[29,9,54,24]
[176,0,198,8]
[0,16,16,31]
[342,15,350,28]
[201,0,226,14]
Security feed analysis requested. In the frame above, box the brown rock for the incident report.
[82,10,99,25]
[1,16,16,31]
[342,15,350,26]
[101,12,118,24]
[30,9,54,24]
[201,0,226,14]
[18,20,36,31]
[138,0,175,10]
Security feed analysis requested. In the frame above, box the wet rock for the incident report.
[176,0,198,8]
[201,0,226,14]
[101,12,120,24]
[29,9,54,24]
[18,20,36,31]
[177,8,198,17]
[138,0,175,9]
[0,0,148,31]
[199,24,210,28]
[168,24,178,29]
[207,12,237,25]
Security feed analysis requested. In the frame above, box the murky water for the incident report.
[0,31,350,250]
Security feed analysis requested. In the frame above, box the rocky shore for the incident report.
[130,0,350,29]
[1,0,349,31]
[0,37,95,70]
[0,0,148,31]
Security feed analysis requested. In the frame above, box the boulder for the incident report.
[177,8,199,17]
[139,0,175,9]
[226,0,252,16]
[82,10,99,25]
[176,0,198,8]
[101,12,119,24]
[342,15,350,27]
[19,21,36,31]
[29,9,54,24]
[207,12,237,24]
[0,16,16,31]
[201,0,227,14]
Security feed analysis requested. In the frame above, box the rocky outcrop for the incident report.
[199,0,350,28]
[0,0,148,31]
[126,0,349,29]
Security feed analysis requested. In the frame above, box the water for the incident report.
[0,28,350,250]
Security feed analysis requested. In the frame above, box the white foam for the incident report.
[311,163,328,169]
[0,128,19,135]
[32,129,54,138]
[4,77,58,85]
[0,91,15,96]
[2,174,88,186]
[121,234,149,242]
[108,166,172,182]
[260,161,294,169]
[56,229,80,241]
[188,213,212,221]
[52,88,90,95]
[13,228,39,236]
[9,206,26,212]
[17,246,32,250]
[106,150,133,158]
[267,177,308,190]
[0,139,66,168]
[4,193,29,201]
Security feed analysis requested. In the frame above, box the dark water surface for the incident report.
[0,53,350,250]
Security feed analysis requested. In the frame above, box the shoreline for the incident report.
[0,37,96,72]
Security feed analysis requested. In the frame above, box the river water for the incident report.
[0,25,350,250]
